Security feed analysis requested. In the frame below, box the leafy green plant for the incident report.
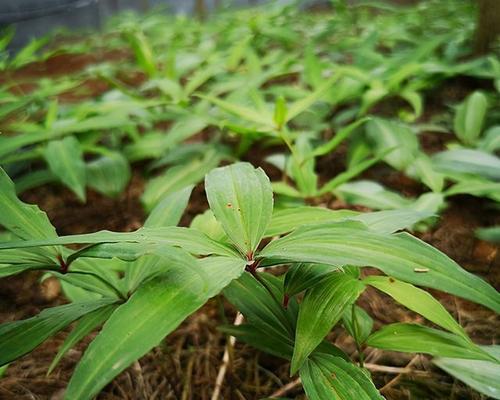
[0,162,498,399]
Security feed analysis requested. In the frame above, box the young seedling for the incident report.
[0,163,498,399]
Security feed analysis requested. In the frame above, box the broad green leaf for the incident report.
[351,209,432,234]
[300,354,383,400]
[335,180,413,210]
[0,299,116,366]
[44,136,87,201]
[366,323,493,361]
[205,163,273,258]
[48,304,117,375]
[479,126,500,153]
[86,152,131,198]
[65,255,245,400]
[433,149,500,181]
[446,179,500,202]
[454,91,488,145]
[142,153,220,211]
[144,186,192,228]
[434,346,500,399]
[0,226,239,258]
[284,263,340,297]
[342,305,373,344]
[260,221,500,313]
[410,153,444,193]
[476,226,500,243]
[0,168,57,242]
[364,276,467,339]
[365,118,419,171]
[224,272,296,341]
[265,207,358,237]
[291,272,365,373]
[190,210,226,241]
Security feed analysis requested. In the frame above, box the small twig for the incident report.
[365,362,428,375]
[380,355,421,393]
[211,313,244,400]
[271,377,302,397]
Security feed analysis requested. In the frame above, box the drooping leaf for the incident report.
[205,163,273,258]
[44,136,87,201]
[300,354,383,400]
[0,226,239,259]
[265,207,357,237]
[48,304,117,375]
[433,346,500,399]
[335,181,413,210]
[364,276,467,339]
[0,299,116,366]
[366,323,493,361]
[291,272,365,373]
[260,221,500,313]
[65,255,245,400]
[433,149,500,181]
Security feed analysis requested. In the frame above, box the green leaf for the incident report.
[433,149,500,181]
[286,73,340,122]
[284,263,340,297]
[260,221,500,313]
[123,29,157,77]
[142,153,219,211]
[205,163,273,258]
[0,299,116,366]
[86,152,131,198]
[342,305,373,344]
[65,255,245,400]
[144,186,192,228]
[0,168,58,242]
[365,118,419,171]
[291,272,365,373]
[335,180,413,210]
[312,117,370,158]
[363,276,467,339]
[300,354,383,400]
[366,323,493,361]
[265,207,358,237]
[44,136,87,201]
[454,91,488,145]
[199,94,273,126]
[433,346,500,399]
[476,226,500,243]
[0,226,239,259]
[273,95,288,128]
[351,209,432,234]
[48,304,117,375]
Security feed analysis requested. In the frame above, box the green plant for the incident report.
[0,162,498,399]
